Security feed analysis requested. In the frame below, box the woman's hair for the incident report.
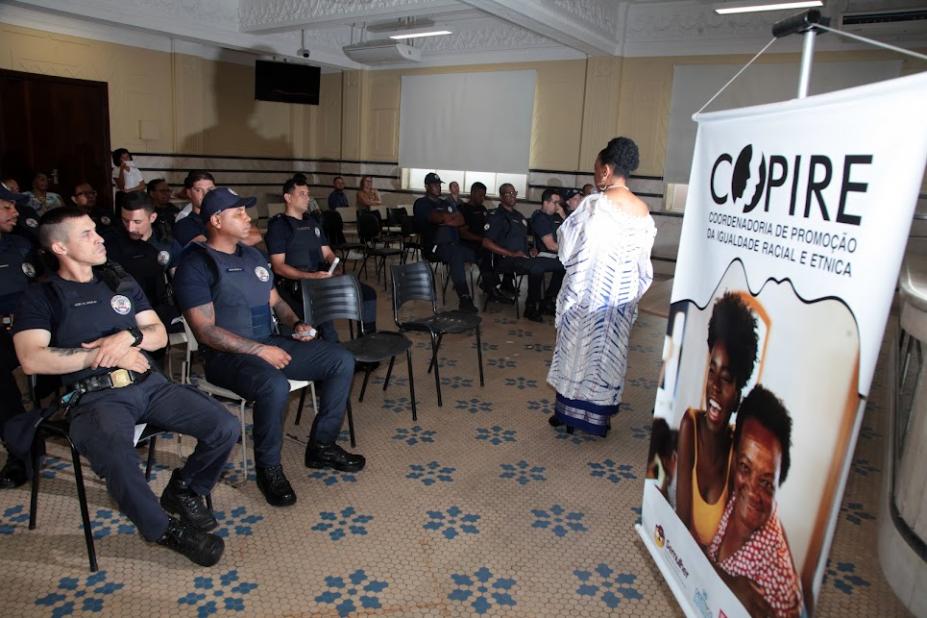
[359,175,373,189]
[597,137,640,179]
[707,292,759,391]
[733,385,792,484]
[111,148,130,167]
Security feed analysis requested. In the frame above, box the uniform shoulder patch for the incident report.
[110,294,132,315]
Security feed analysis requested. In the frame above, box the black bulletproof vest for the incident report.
[492,208,529,253]
[197,243,273,341]
[530,210,560,249]
[0,234,36,314]
[13,204,41,246]
[277,214,325,271]
[107,231,169,307]
[43,267,142,385]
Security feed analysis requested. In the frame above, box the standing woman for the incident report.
[25,172,65,215]
[112,147,146,214]
[356,175,382,210]
[547,137,656,436]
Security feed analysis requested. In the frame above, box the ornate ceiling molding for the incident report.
[239,0,461,33]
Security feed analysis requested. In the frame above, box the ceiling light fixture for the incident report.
[715,1,823,15]
[389,30,452,40]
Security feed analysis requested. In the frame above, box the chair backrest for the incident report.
[357,211,381,244]
[399,214,417,237]
[320,209,346,246]
[386,207,407,226]
[391,261,437,319]
[301,274,365,332]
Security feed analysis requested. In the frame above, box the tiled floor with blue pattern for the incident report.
[0,275,911,616]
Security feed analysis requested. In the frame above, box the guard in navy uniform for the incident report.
[266,176,377,342]
[71,181,115,235]
[173,188,363,508]
[0,185,39,488]
[458,181,512,302]
[529,189,565,257]
[483,183,565,322]
[11,206,239,566]
[412,172,478,313]
[105,193,183,335]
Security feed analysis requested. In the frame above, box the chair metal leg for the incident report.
[358,369,372,402]
[238,400,248,487]
[294,388,307,425]
[345,399,357,447]
[144,436,157,482]
[29,440,41,530]
[383,356,396,391]
[442,265,451,303]
[70,443,98,572]
[475,325,485,387]
[310,382,318,418]
[430,333,443,407]
[427,333,444,374]
[406,348,417,422]
[205,494,214,512]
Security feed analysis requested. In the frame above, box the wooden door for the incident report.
[0,69,111,213]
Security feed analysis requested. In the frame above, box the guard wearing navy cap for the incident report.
[561,188,583,216]
[412,172,478,313]
[173,187,363,508]
[11,206,239,566]
[0,184,40,488]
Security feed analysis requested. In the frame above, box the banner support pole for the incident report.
[797,28,817,99]
[771,9,829,99]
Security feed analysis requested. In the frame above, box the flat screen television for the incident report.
[254,60,320,105]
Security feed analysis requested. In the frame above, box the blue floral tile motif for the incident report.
[840,501,875,526]
[177,570,257,617]
[588,460,637,484]
[851,458,879,476]
[311,507,373,541]
[527,398,554,415]
[0,505,30,535]
[522,343,553,353]
[631,505,642,526]
[392,425,436,446]
[308,470,358,486]
[630,425,651,440]
[471,341,499,351]
[40,455,71,480]
[554,427,597,444]
[35,570,124,616]
[487,357,517,369]
[372,375,409,387]
[447,567,516,615]
[423,506,481,539]
[214,506,264,538]
[442,376,474,389]
[84,509,136,540]
[314,569,388,618]
[824,560,870,594]
[476,426,517,446]
[574,564,643,608]
[382,397,414,414]
[504,377,537,390]
[499,460,546,485]
[137,459,171,480]
[407,461,456,486]
[494,316,519,325]
[220,459,256,485]
[531,505,587,537]
[455,398,494,414]
[507,328,533,338]
[436,358,458,369]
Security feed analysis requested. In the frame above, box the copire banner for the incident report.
[639,71,927,617]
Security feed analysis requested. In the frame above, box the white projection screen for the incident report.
[663,60,902,184]
[399,70,537,175]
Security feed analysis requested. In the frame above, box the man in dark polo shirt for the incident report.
[12,206,238,566]
[265,176,377,341]
[412,172,477,313]
[529,188,565,257]
[174,187,364,508]
[327,176,348,210]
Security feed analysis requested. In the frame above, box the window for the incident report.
[404,168,527,198]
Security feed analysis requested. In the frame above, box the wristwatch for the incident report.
[127,326,143,347]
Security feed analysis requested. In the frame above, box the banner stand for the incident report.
[634,524,701,618]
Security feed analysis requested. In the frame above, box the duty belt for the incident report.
[72,369,150,394]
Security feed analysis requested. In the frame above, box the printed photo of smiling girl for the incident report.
[675,292,759,548]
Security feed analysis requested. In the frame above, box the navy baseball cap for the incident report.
[561,188,581,201]
[0,184,29,205]
[424,172,443,185]
[200,187,256,223]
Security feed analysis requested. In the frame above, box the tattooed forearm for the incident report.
[49,347,94,357]
[186,304,263,355]
[272,298,299,329]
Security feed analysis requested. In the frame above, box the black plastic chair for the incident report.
[321,209,363,266]
[391,262,484,407]
[398,214,422,263]
[29,417,165,572]
[301,274,416,446]
[482,254,525,318]
[357,211,402,290]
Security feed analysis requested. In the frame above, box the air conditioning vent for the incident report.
[839,8,927,37]
[342,40,422,65]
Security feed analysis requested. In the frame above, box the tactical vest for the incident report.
[490,207,529,253]
[42,264,142,384]
[108,231,168,307]
[276,214,324,271]
[0,235,36,314]
[196,243,273,341]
